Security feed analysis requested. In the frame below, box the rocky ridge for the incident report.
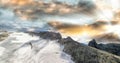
[29,31,120,63]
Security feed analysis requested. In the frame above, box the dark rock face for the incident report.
[88,39,120,56]
[97,43,120,56]
[29,31,62,40]
[59,37,120,63]
[88,39,97,48]
[29,31,120,63]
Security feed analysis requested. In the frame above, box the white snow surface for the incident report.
[0,32,74,63]
[0,0,120,63]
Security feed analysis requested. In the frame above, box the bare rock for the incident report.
[59,37,120,63]
[88,39,97,48]
[29,31,62,40]
[89,39,120,56]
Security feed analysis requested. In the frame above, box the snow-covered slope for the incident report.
[0,32,74,63]
[0,0,120,63]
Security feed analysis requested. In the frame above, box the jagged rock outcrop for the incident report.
[89,39,120,56]
[58,37,120,63]
[30,31,120,63]
[88,39,97,48]
[29,31,62,40]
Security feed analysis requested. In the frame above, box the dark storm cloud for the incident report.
[77,0,96,13]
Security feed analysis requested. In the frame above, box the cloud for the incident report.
[77,0,96,13]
